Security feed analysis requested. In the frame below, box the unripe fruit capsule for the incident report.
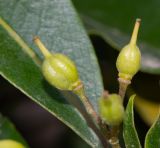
[116,19,141,80]
[34,37,80,90]
[0,139,25,148]
[99,94,124,126]
[42,53,79,90]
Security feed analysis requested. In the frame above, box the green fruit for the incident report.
[116,19,141,80]
[34,37,80,90]
[116,44,141,80]
[42,53,80,90]
[99,94,124,126]
[0,139,24,148]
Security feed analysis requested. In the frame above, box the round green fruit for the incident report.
[99,94,124,126]
[42,53,79,90]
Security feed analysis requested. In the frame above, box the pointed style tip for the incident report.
[136,18,141,23]
[135,18,141,29]
[33,36,51,58]
[33,36,40,42]
[130,18,141,45]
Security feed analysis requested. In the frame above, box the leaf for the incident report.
[145,114,160,148]
[127,88,160,126]
[0,114,29,147]
[0,0,104,147]
[72,0,160,74]
[123,95,142,148]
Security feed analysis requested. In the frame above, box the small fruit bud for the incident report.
[99,94,124,126]
[0,139,24,148]
[34,37,80,90]
[116,19,141,80]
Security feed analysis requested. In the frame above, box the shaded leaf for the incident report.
[145,114,160,148]
[123,95,141,148]
[0,0,104,147]
[72,0,160,74]
[0,114,28,147]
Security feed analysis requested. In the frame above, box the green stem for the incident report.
[33,36,52,58]
[130,18,141,46]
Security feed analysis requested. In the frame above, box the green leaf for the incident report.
[145,114,160,148]
[72,0,160,74]
[0,114,29,147]
[123,95,141,148]
[0,0,104,147]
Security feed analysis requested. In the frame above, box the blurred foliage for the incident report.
[72,0,160,74]
[0,114,28,147]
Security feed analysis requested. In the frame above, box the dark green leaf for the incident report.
[145,114,160,148]
[0,114,29,147]
[123,95,141,148]
[72,0,160,74]
[0,0,104,147]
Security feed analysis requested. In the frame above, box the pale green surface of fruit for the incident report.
[42,53,80,90]
[99,94,124,126]
[116,19,141,80]
[0,139,25,148]
[116,44,141,80]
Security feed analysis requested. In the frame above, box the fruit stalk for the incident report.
[118,78,131,101]
[73,82,100,124]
